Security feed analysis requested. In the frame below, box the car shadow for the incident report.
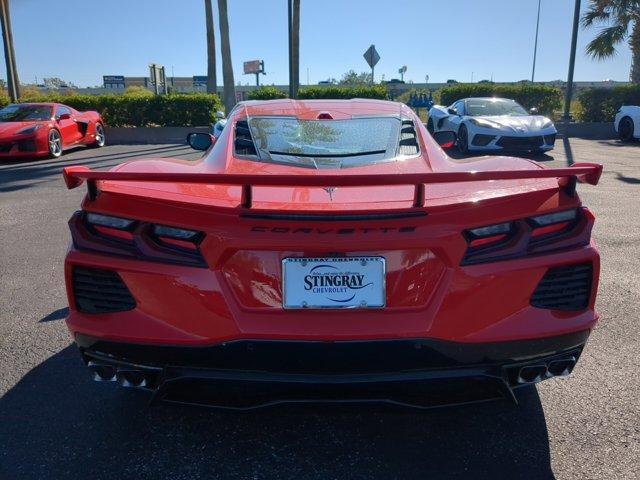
[0,346,554,479]
[616,173,640,185]
[447,148,557,163]
[0,145,201,194]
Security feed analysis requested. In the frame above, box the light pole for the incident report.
[531,0,542,82]
[563,0,581,122]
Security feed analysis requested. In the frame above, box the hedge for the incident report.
[438,84,562,116]
[298,85,388,100]
[576,84,640,122]
[247,86,287,100]
[0,92,222,127]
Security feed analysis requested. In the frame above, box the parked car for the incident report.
[614,106,640,142]
[211,111,227,138]
[62,98,602,410]
[428,97,557,154]
[0,103,105,159]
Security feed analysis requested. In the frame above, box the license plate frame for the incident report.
[282,256,386,310]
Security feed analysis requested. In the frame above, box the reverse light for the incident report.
[86,213,135,230]
[16,124,43,135]
[529,209,577,227]
[468,222,512,237]
[152,225,200,241]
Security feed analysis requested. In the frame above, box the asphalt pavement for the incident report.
[0,139,638,479]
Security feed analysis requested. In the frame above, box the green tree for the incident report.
[339,70,373,86]
[582,0,640,83]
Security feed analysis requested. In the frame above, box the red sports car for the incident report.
[62,99,602,409]
[0,102,105,159]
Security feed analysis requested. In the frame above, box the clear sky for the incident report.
[2,0,633,87]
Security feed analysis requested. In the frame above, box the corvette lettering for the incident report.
[251,226,416,234]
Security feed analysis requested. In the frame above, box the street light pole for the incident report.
[563,0,581,122]
[0,0,20,102]
[531,0,541,82]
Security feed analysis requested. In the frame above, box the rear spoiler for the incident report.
[63,163,602,208]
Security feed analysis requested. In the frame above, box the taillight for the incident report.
[466,222,514,248]
[462,208,592,265]
[69,211,207,267]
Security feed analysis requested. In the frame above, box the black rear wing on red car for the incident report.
[63,163,603,208]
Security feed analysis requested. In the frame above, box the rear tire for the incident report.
[91,122,106,148]
[457,125,470,154]
[618,116,635,142]
[48,129,62,158]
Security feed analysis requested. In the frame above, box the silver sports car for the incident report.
[428,97,557,154]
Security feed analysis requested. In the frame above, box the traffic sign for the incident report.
[363,45,380,69]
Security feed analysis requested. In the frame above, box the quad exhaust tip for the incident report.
[87,361,116,382]
[547,357,576,377]
[517,365,547,384]
[116,369,147,388]
[516,356,577,384]
[87,362,148,387]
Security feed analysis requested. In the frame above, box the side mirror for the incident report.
[187,132,215,151]
[447,107,458,115]
[432,131,456,149]
[529,107,538,115]
[58,113,71,120]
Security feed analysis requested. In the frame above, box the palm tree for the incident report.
[291,0,300,98]
[582,0,640,83]
[204,0,217,95]
[217,0,236,113]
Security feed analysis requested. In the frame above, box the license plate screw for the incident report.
[301,260,307,266]
[360,300,367,307]
[361,259,367,266]
[302,301,308,308]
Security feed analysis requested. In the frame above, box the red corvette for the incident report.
[0,102,105,159]
[62,99,602,409]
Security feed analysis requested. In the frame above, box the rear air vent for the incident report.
[530,263,592,311]
[72,267,136,314]
[399,119,419,155]
[234,120,257,156]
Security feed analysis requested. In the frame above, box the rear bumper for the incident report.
[77,330,590,409]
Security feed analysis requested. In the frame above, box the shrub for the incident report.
[438,84,562,116]
[12,92,222,127]
[298,84,388,100]
[247,86,287,100]
[576,84,640,122]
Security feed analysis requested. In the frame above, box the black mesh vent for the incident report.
[496,136,544,149]
[72,267,136,314]
[531,263,592,311]
[234,120,257,156]
[544,134,557,145]
[398,119,419,155]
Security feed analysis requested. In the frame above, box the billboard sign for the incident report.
[103,75,125,87]
[243,60,263,75]
[193,76,208,87]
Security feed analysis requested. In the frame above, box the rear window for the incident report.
[245,116,404,169]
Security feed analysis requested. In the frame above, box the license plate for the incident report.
[282,257,386,309]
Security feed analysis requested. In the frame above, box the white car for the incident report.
[614,106,640,142]
[427,97,557,154]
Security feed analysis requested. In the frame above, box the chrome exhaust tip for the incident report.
[517,365,547,384]
[87,361,116,382]
[116,369,147,388]
[547,357,576,377]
